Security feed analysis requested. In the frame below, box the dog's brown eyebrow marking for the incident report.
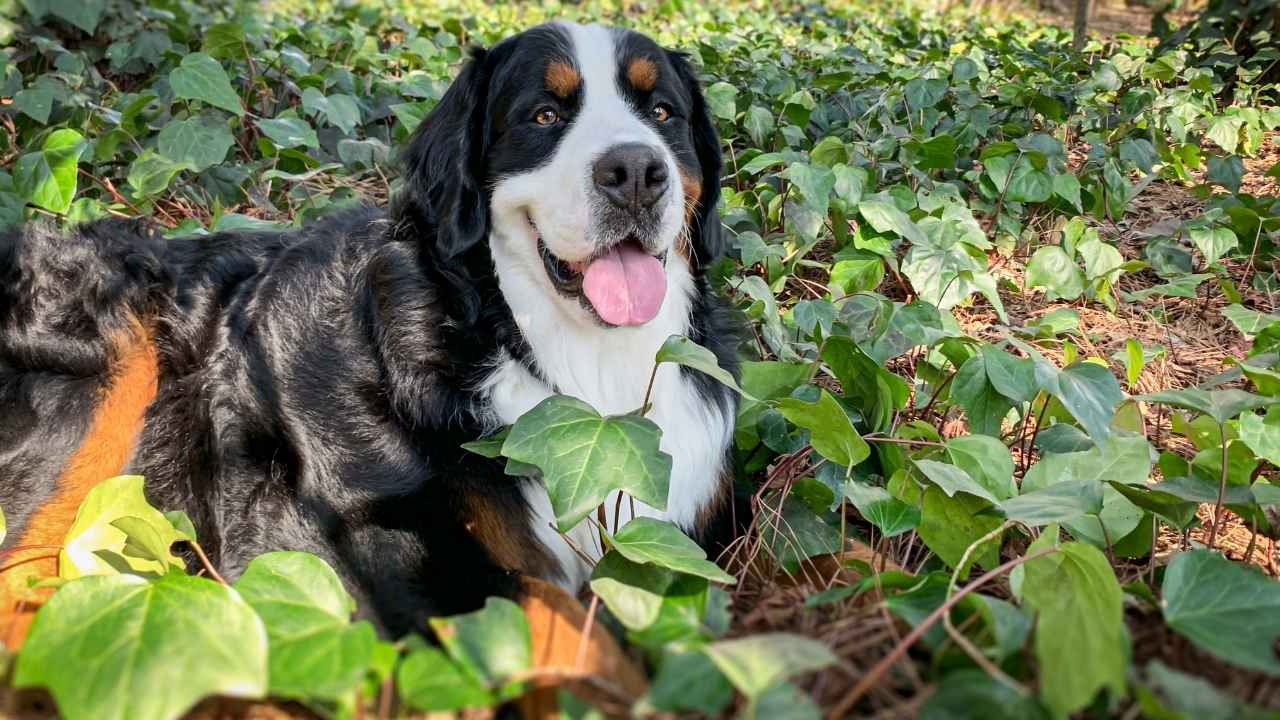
[626,56,658,92]
[545,60,581,98]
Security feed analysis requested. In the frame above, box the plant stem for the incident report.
[1207,423,1229,550]
[827,545,1057,719]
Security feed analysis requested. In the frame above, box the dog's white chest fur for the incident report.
[479,255,731,591]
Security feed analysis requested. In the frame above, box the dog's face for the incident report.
[396,22,724,328]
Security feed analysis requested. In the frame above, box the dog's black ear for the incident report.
[669,50,725,271]
[394,47,494,318]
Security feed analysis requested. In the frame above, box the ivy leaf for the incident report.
[859,199,927,245]
[908,133,958,170]
[945,435,1016,501]
[999,481,1104,526]
[915,459,1001,505]
[169,52,244,115]
[918,487,1003,572]
[1022,539,1127,717]
[777,389,870,468]
[951,352,1015,437]
[590,550,683,631]
[257,117,320,149]
[234,552,376,701]
[502,395,671,531]
[126,150,192,199]
[301,88,362,135]
[14,574,267,720]
[744,105,776,147]
[641,651,734,716]
[1006,161,1053,203]
[704,82,738,120]
[428,597,531,695]
[782,162,836,220]
[14,128,86,214]
[1026,246,1084,301]
[1189,227,1238,267]
[60,475,186,579]
[156,117,235,172]
[1053,173,1083,212]
[1163,549,1280,674]
[608,517,736,583]
[13,85,54,124]
[843,481,920,537]
[1137,388,1269,424]
[397,646,493,711]
[654,335,748,399]
[701,634,837,700]
[1021,435,1152,547]
[1239,406,1280,466]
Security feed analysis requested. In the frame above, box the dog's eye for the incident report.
[534,108,560,126]
[651,103,672,123]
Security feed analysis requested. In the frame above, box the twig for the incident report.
[827,545,1058,719]
[186,540,228,586]
[574,594,600,671]
[941,522,1024,694]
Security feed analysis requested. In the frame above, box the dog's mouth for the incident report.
[530,215,668,327]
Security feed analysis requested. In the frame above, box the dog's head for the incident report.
[394,22,724,327]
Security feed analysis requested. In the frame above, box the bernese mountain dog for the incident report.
[0,19,737,655]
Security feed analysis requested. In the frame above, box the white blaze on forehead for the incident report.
[559,22,657,149]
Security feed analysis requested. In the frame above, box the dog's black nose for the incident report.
[592,143,669,211]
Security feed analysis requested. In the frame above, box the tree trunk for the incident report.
[1073,0,1090,51]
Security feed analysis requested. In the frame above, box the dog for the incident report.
[0,20,737,651]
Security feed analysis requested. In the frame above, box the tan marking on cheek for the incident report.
[545,61,581,99]
[626,57,658,92]
[675,168,703,262]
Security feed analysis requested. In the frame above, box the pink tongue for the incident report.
[581,243,667,326]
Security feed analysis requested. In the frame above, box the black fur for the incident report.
[0,24,737,637]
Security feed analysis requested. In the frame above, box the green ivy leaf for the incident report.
[428,596,531,696]
[169,52,244,115]
[1162,549,1280,674]
[951,352,1015,437]
[301,88,362,135]
[945,435,1016,501]
[859,199,927,245]
[502,395,671,531]
[704,81,738,120]
[1137,388,1269,425]
[843,481,920,537]
[1023,540,1126,717]
[654,335,748,399]
[777,389,870,468]
[60,475,187,579]
[14,128,86,214]
[126,150,193,199]
[156,117,235,172]
[1239,406,1280,466]
[701,633,837,700]
[999,480,1104,526]
[234,552,376,701]
[1025,246,1084,301]
[257,117,320,149]
[14,574,268,720]
[396,646,493,711]
[1189,227,1238,267]
[641,650,734,716]
[917,487,1003,573]
[608,517,736,583]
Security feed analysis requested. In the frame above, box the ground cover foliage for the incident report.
[3,0,1280,717]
